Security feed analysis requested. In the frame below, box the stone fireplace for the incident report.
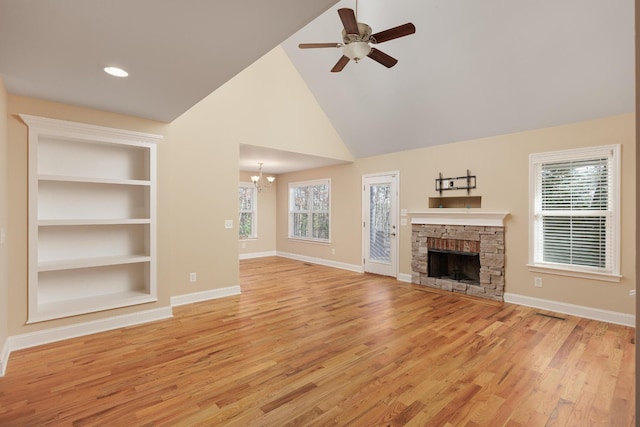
[411,212,507,301]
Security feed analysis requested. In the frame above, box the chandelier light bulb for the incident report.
[252,163,275,192]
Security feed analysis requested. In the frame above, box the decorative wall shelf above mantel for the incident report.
[410,210,510,227]
[428,196,481,209]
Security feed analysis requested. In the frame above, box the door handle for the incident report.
[390,232,397,237]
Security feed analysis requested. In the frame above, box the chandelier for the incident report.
[251,163,275,192]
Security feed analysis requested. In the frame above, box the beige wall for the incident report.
[3,90,241,333]
[168,45,348,296]
[634,0,639,410]
[277,114,636,315]
[6,95,172,334]
[2,38,633,346]
[221,46,352,162]
[239,171,277,256]
[0,77,9,355]
[167,108,240,296]
[276,165,361,263]
[2,45,351,337]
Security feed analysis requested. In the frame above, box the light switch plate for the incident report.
[224,220,233,229]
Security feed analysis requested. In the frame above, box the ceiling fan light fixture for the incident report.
[298,7,415,72]
[343,41,371,62]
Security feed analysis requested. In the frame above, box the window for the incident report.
[289,179,330,242]
[529,145,620,280]
[239,183,257,239]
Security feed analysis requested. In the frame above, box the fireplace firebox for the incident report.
[428,249,480,284]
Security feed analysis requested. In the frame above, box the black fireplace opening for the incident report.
[428,249,480,284]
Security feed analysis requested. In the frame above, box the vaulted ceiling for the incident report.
[0,0,634,163]
[282,0,635,158]
[0,0,338,122]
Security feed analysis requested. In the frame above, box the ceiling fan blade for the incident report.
[299,43,341,49]
[371,23,416,44]
[367,48,398,68]
[331,55,351,73]
[338,8,359,35]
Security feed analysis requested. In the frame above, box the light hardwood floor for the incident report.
[0,257,635,426]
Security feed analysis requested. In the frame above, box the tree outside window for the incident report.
[239,183,257,239]
[289,179,330,242]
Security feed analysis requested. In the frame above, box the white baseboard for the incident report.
[170,286,241,307]
[397,273,412,283]
[276,251,364,273]
[504,293,635,327]
[2,306,173,376]
[1,338,9,377]
[239,251,277,260]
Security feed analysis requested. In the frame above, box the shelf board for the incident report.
[28,291,157,323]
[429,196,482,209]
[38,255,151,272]
[39,174,151,186]
[38,218,151,226]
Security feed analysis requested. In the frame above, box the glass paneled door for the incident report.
[363,173,398,277]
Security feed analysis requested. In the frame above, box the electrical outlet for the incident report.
[534,277,542,288]
[331,248,336,255]
[241,242,246,249]
[224,220,233,229]
[189,272,197,282]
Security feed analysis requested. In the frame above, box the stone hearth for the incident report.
[411,214,506,301]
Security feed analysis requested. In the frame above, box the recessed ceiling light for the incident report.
[104,66,128,78]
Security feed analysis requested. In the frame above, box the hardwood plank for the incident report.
[0,256,634,425]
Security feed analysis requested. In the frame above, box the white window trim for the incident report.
[528,144,621,282]
[288,178,331,243]
[239,182,258,239]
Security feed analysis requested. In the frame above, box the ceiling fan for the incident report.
[298,4,416,72]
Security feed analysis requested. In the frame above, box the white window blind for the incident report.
[529,145,620,278]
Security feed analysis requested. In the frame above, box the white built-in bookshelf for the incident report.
[21,115,162,323]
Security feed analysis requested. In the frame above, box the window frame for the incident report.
[288,178,331,243]
[528,144,621,282]
[239,182,258,239]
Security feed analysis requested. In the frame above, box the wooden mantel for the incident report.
[410,210,510,227]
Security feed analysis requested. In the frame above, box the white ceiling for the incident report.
[282,0,635,158]
[0,0,338,122]
[0,0,634,166]
[240,144,350,174]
